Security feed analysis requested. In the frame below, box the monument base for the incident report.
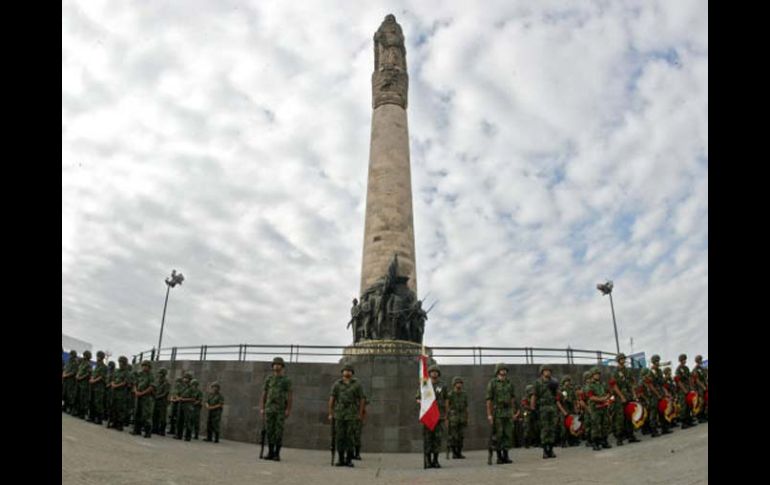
[341,339,431,364]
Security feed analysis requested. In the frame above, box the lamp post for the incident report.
[596,280,620,355]
[157,269,185,361]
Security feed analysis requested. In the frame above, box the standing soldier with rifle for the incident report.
[109,356,131,431]
[132,360,156,438]
[446,376,469,459]
[153,368,170,436]
[260,357,292,461]
[329,364,365,467]
[485,363,518,464]
[532,364,560,459]
[168,377,184,436]
[173,372,194,441]
[204,382,224,443]
[88,351,108,424]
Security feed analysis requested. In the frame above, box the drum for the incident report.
[565,414,584,437]
[686,390,702,414]
[658,397,676,423]
[624,401,647,429]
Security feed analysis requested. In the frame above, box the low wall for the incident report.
[159,358,623,452]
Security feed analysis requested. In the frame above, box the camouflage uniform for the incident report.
[447,376,468,458]
[89,352,108,424]
[586,367,612,451]
[638,368,660,437]
[675,354,695,428]
[204,382,224,443]
[485,363,516,464]
[522,384,539,448]
[558,375,580,446]
[663,368,677,425]
[579,371,592,446]
[262,357,292,461]
[62,351,79,413]
[418,364,447,469]
[332,364,365,467]
[609,354,640,445]
[533,364,559,458]
[190,380,203,439]
[152,369,170,435]
[650,355,673,434]
[168,377,184,435]
[691,355,708,422]
[110,357,131,431]
[75,351,92,419]
[174,373,194,441]
[105,361,115,426]
[132,361,156,438]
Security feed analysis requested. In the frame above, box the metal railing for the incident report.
[132,344,623,366]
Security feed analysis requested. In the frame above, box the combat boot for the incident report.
[353,446,362,460]
[548,444,557,458]
[194,430,199,440]
[592,440,602,451]
[214,432,219,443]
[496,449,504,464]
[263,444,274,460]
[542,446,549,459]
[651,429,660,438]
[616,437,624,446]
[335,450,346,466]
[502,449,513,463]
[143,425,152,438]
[273,445,282,462]
[432,453,441,468]
[628,433,640,443]
[457,445,466,459]
[602,438,612,449]
[204,431,213,442]
[345,450,354,467]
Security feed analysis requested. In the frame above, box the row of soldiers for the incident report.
[61,351,225,442]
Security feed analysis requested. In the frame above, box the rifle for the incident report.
[258,412,267,459]
[487,418,497,466]
[330,417,336,466]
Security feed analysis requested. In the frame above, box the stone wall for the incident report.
[159,358,626,452]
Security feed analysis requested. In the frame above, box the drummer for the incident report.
[609,353,641,446]
[675,354,696,429]
[639,368,660,437]
[556,375,580,447]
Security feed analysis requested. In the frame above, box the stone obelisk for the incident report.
[360,14,417,296]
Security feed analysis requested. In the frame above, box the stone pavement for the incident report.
[63,414,707,485]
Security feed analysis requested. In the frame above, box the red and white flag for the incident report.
[418,354,439,431]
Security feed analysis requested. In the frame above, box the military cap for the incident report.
[678,353,687,361]
[452,376,464,385]
[69,350,77,357]
[341,364,355,374]
[538,364,552,374]
[191,379,199,386]
[561,375,572,384]
[118,355,128,363]
[695,355,703,362]
[525,384,534,392]
[141,360,152,368]
[108,361,115,368]
[590,366,601,376]
[272,357,285,366]
[158,368,167,375]
[663,367,672,374]
[651,354,661,363]
[494,363,508,374]
[83,350,92,359]
[582,370,591,381]
[616,353,626,361]
[183,372,193,379]
[210,381,220,388]
[96,350,105,359]
[428,364,440,376]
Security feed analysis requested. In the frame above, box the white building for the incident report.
[62,333,92,353]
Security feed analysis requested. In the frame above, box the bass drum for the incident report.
[564,414,584,437]
[624,401,647,429]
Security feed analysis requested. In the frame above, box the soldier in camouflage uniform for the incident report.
[649,355,673,434]
[62,350,79,413]
[586,367,612,451]
[485,363,518,464]
[638,368,660,437]
[556,375,579,447]
[691,355,708,422]
[260,357,292,461]
[190,379,203,439]
[675,354,696,428]
[132,360,156,438]
[204,382,224,443]
[662,367,678,426]
[104,361,115,427]
[174,372,194,441]
[168,377,184,435]
[109,356,131,431]
[152,368,170,436]
[532,364,559,458]
[609,353,640,446]
[75,350,93,419]
[446,376,468,459]
[330,364,365,467]
[578,371,592,446]
[352,385,368,460]
[521,384,539,448]
[88,351,108,424]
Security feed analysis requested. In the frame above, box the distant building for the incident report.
[62,334,92,364]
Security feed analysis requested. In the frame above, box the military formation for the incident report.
[63,350,707,469]
[62,352,225,444]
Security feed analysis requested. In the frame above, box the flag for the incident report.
[418,354,439,431]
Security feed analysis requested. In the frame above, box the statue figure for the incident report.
[347,298,361,342]
[374,14,406,72]
[410,300,427,343]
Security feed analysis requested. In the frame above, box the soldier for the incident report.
[109,356,131,431]
[132,360,156,438]
[675,354,696,428]
[638,368,660,437]
[415,364,447,469]
[260,357,292,461]
[485,363,518,464]
[532,364,559,458]
[691,355,708,422]
[586,367,613,451]
[556,375,579,447]
[105,361,115,427]
[662,367,677,426]
[174,372,195,441]
[352,384,368,460]
[88,351,108,424]
[204,382,224,443]
[191,379,203,439]
[579,371,592,446]
[519,384,534,448]
[75,350,92,419]
[446,376,469,459]
[650,355,673,434]
[330,364,365,467]
[168,377,184,436]
[62,350,79,413]
[609,353,640,446]
[153,368,170,436]
[125,363,135,427]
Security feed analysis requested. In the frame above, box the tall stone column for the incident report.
[360,14,417,296]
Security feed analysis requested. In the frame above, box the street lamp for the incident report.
[596,280,620,355]
[157,269,185,361]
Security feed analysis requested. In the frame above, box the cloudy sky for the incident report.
[62,0,707,365]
